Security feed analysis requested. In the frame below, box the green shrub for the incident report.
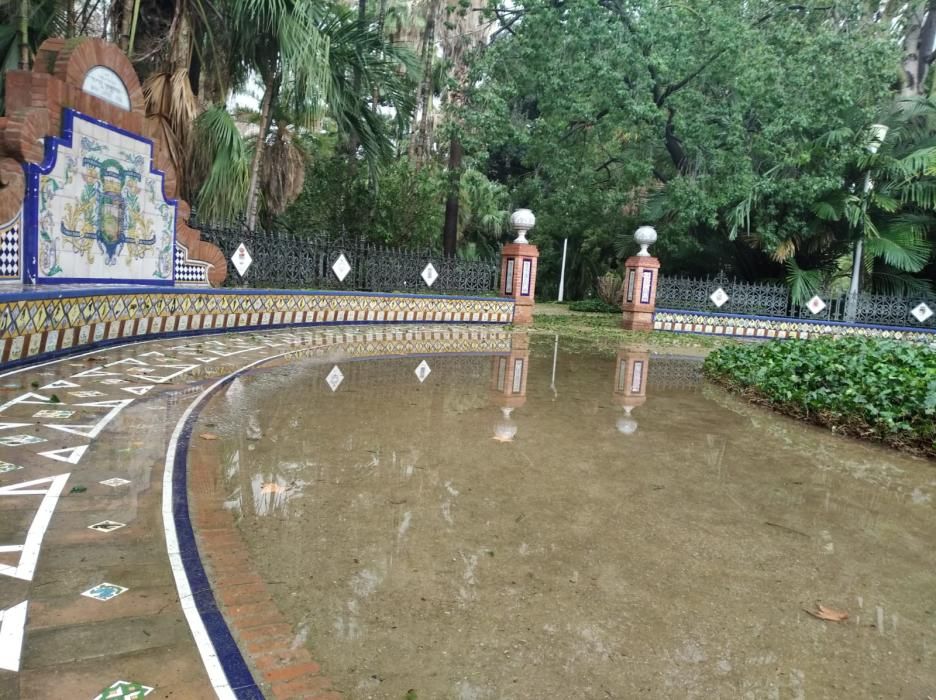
[704,337,936,456]
[568,298,620,313]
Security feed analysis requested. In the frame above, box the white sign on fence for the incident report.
[232,243,253,277]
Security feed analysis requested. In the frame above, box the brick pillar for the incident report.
[612,345,649,435]
[620,225,660,332]
[501,209,539,325]
[491,331,529,442]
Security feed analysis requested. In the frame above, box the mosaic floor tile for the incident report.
[33,409,76,419]
[81,582,128,601]
[93,680,154,699]
[100,478,131,488]
[0,434,47,446]
[87,520,127,533]
[39,444,89,464]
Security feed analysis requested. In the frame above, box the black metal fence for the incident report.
[192,218,500,295]
[656,272,936,329]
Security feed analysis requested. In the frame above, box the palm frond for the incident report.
[190,105,250,223]
[863,221,932,272]
[784,259,825,305]
[143,71,198,193]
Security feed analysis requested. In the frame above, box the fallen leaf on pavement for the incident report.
[199,433,220,441]
[806,604,848,622]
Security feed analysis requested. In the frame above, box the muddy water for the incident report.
[197,334,936,699]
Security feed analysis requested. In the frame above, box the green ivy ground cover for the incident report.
[704,337,936,457]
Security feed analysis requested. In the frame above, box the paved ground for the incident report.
[0,327,396,699]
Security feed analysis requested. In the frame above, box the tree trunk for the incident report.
[118,0,133,52]
[345,0,367,157]
[18,0,29,69]
[918,1,936,94]
[67,0,75,37]
[169,1,194,72]
[902,8,924,96]
[409,0,439,162]
[245,72,279,230]
[442,135,462,256]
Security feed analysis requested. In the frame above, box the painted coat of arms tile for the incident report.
[35,111,175,283]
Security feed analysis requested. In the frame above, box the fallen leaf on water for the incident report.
[806,604,848,622]
[199,433,220,441]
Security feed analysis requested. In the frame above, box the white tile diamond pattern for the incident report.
[806,296,827,315]
[421,263,439,287]
[326,365,344,392]
[709,288,729,308]
[911,302,933,323]
[415,360,432,383]
[332,254,351,282]
[232,243,253,277]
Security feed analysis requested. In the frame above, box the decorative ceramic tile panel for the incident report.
[653,310,936,344]
[0,211,21,279]
[0,288,515,368]
[30,110,176,284]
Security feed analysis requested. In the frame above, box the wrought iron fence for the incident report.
[191,217,500,295]
[656,271,936,329]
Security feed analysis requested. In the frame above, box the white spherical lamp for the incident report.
[510,209,536,244]
[634,226,657,257]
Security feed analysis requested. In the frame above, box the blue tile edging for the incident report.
[165,335,516,698]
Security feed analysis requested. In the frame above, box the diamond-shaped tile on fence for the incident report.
[911,302,933,323]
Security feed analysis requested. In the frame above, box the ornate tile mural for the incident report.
[29,110,176,284]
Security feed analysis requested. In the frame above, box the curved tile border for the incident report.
[0,287,514,371]
[653,308,936,342]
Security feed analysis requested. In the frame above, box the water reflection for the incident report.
[490,332,529,442]
[613,345,649,435]
[195,330,936,700]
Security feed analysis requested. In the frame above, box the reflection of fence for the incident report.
[192,217,499,295]
[646,357,704,390]
[656,272,935,329]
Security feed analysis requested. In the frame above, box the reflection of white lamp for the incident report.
[616,405,638,435]
[493,407,518,442]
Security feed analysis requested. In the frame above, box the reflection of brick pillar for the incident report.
[620,256,660,331]
[613,346,649,405]
[501,209,539,325]
[612,346,648,435]
[490,332,530,442]
[491,332,530,408]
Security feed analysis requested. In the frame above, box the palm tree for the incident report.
[729,97,936,302]
[187,2,415,226]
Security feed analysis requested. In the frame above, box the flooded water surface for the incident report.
[196,331,936,699]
